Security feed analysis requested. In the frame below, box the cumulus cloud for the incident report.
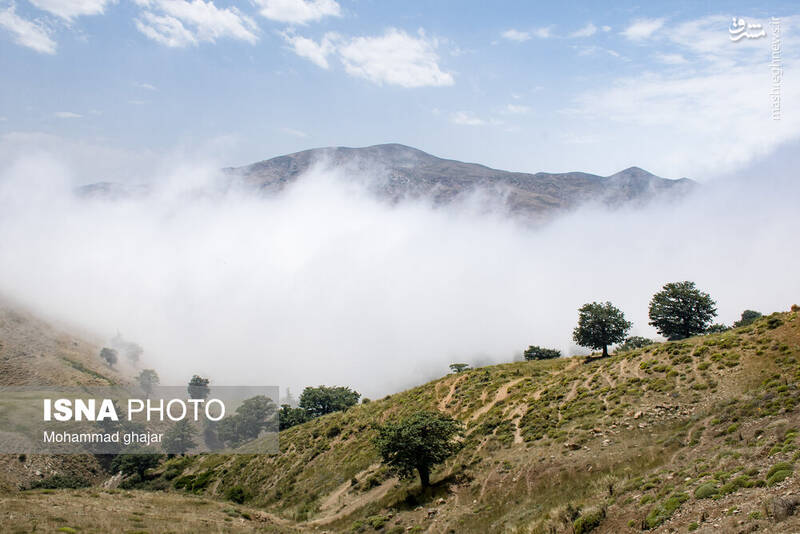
[337,28,453,87]
[0,140,798,398]
[285,28,454,88]
[569,22,596,38]
[134,0,259,47]
[27,0,112,20]
[280,30,335,68]
[0,5,57,54]
[256,0,340,24]
[621,18,664,40]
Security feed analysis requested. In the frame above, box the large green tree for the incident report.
[278,404,308,430]
[299,386,360,418]
[373,411,463,488]
[217,395,277,447]
[573,301,632,358]
[648,281,717,340]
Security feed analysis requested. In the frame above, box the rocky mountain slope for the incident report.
[225,144,696,218]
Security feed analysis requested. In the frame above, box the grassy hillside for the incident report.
[0,296,126,493]
[119,307,800,533]
[1,302,799,533]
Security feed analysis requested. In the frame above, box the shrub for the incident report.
[29,474,90,490]
[523,346,561,361]
[767,469,792,486]
[645,493,689,529]
[226,485,249,504]
[616,336,655,353]
[694,482,718,499]
[767,461,793,479]
[573,507,605,534]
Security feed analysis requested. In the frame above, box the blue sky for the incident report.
[1,0,798,181]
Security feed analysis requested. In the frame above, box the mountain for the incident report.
[225,144,697,218]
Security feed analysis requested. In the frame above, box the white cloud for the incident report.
[621,18,664,40]
[53,111,82,118]
[134,0,259,47]
[504,104,530,115]
[601,25,611,32]
[256,0,339,24]
[282,28,453,87]
[135,82,157,90]
[501,29,530,42]
[336,28,453,87]
[450,111,485,126]
[655,52,687,65]
[280,30,335,68]
[27,0,112,20]
[0,5,57,54]
[569,22,596,38]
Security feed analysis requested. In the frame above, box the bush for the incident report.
[573,507,605,534]
[29,474,90,490]
[767,461,794,479]
[767,469,792,486]
[616,336,655,353]
[694,482,718,499]
[523,346,561,361]
[646,493,689,528]
[226,485,249,504]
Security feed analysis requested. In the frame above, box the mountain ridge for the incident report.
[225,143,697,218]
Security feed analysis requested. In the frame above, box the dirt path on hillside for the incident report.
[310,474,398,526]
[438,374,467,412]
[470,378,524,421]
[511,404,528,444]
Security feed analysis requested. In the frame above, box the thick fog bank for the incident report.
[0,150,797,398]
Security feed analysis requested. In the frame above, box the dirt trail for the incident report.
[470,378,524,421]
[437,374,467,412]
[310,475,398,526]
[510,404,528,444]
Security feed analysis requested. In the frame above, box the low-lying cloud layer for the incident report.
[0,145,798,398]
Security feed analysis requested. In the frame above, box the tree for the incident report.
[449,363,470,373]
[573,302,632,358]
[217,395,277,447]
[706,323,730,334]
[162,419,197,455]
[648,281,717,340]
[137,369,159,397]
[279,404,307,430]
[99,347,118,367]
[523,346,561,361]
[299,386,360,418]
[615,336,655,353]
[111,451,162,480]
[373,411,464,488]
[188,375,210,400]
[733,310,762,328]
